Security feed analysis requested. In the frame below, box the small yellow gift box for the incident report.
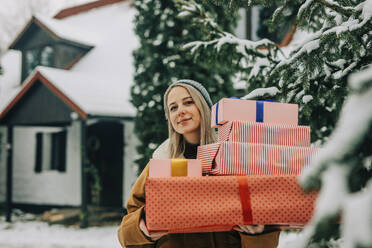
[148,159,202,178]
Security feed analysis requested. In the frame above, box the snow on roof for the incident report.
[0,0,138,118]
[34,14,97,47]
[280,28,314,58]
[0,50,22,112]
[36,66,135,117]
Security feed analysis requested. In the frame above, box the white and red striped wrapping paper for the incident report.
[218,120,311,146]
[197,142,318,175]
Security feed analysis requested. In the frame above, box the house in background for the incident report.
[0,0,139,225]
[234,6,301,94]
[235,6,296,45]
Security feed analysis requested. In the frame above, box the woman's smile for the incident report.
[178,117,192,125]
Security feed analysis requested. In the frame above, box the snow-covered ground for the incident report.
[0,220,119,248]
[0,211,120,248]
[0,213,301,248]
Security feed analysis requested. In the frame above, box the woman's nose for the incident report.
[177,105,186,116]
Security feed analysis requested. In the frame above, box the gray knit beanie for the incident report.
[164,79,213,108]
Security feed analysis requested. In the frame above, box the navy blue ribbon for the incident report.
[256,101,264,122]
[215,101,222,126]
[256,100,274,122]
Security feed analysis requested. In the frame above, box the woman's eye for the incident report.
[184,100,194,105]
[170,106,177,111]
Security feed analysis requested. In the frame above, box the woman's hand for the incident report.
[139,218,167,241]
[233,224,265,234]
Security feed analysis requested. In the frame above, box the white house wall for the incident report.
[235,7,261,41]
[10,122,81,206]
[122,120,139,206]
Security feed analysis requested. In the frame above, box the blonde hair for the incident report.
[164,83,217,158]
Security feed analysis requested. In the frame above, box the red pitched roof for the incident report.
[0,71,87,120]
[54,0,127,19]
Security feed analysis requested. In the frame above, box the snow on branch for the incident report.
[297,0,315,21]
[343,181,372,247]
[301,66,372,189]
[241,87,280,100]
[272,11,371,77]
[299,64,372,247]
[183,32,276,59]
[349,64,372,91]
[176,0,222,31]
[315,0,356,17]
[176,0,282,65]
[298,165,349,247]
[272,0,292,25]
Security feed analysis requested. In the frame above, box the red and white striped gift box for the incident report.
[218,120,311,147]
[197,142,318,175]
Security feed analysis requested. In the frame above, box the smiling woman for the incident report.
[117,79,280,248]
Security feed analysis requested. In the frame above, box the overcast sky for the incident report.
[0,0,96,53]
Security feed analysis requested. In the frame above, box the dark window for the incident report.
[34,130,67,173]
[24,45,55,78]
[236,6,294,43]
[25,49,40,76]
[256,6,293,44]
[40,46,54,66]
[35,133,43,173]
[51,131,67,172]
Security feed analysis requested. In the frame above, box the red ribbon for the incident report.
[237,176,253,224]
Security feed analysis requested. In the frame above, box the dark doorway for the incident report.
[87,121,123,207]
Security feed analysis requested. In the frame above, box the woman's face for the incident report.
[167,86,201,142]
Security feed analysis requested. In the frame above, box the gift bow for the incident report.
[171,158,188,177]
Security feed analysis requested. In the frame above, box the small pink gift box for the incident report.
[148,159,202,178]
[211,98,298,128]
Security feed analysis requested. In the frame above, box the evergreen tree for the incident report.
[256,4,297,44]
[131,0,238,171]
[177,0,372,144]
[299,65,372,247]
[178,0,372,246]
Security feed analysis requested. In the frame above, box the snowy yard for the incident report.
[0,219,120,248]
[0,214,301,248]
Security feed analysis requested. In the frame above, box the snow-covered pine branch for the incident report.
[241,87,280,100]
[176,0,221,31]
[175,0,282,91]
[176,0,280,60]
[299,65,372,247]
[273,0,371,75]
[183,33,278,60]
[314,0,356,17]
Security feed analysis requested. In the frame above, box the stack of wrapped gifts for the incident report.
[145,98,318,233]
